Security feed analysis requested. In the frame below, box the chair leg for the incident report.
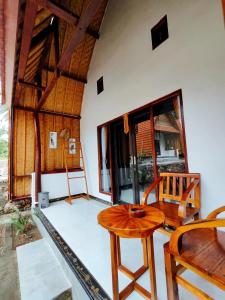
[194,213,200,221]
[164,244,179,300]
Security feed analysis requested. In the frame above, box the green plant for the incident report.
[11,208,33,236]
[0,139,8,159]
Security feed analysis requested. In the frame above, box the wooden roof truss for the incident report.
[14,0,106,115]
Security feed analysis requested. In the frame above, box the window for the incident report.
[97,76,104,95]
[151,15,169,50]
[97,125,111,193]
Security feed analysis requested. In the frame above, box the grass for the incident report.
[0,139,8,159]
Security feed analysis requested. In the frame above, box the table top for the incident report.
[98,204,165,238]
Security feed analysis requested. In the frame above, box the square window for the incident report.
[97,76,104,95]
[151,15,169,50]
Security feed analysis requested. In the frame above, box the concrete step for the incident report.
[17,239,72,300]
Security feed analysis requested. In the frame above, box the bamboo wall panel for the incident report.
[13,176,31,197]
[39,114,80,172]
[13,110,35,176]
[42,71,84,115]
[13,109,81,197]
[13,109,35,197]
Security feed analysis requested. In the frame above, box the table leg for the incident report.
[116,236,121,267]
[146,235,157,300]
[142,238,148,267]
[110,232,119,300]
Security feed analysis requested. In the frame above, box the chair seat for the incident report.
[178,228,225,287]
[150,201,199,227]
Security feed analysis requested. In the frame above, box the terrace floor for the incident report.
[41,198,224,300]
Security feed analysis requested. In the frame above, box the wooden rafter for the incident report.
[37,0,100,39]
[36,0,103,111]
[17,0,38,81]
[15,0,38,104]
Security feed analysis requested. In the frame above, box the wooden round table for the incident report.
[98,204,165,300]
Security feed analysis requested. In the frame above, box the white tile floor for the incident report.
[42,199,224,300]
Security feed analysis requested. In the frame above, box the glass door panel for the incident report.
[153,96,186,174]
[111,120,134,204]
[131,111,155,202]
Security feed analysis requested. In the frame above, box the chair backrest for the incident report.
[159,172,200,208]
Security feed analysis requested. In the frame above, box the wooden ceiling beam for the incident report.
[14,105,81,119]
[36,0,103,111]
[18,80,46,91]
[43,66,87,84]
[17,0,38,81]
[38,0,100,39]
[57,0,102,71]
[15,0,38,105]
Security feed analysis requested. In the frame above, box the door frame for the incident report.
[97,89,188,204]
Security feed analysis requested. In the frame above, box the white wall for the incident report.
[81,0,225,217]
[31,172,86,206]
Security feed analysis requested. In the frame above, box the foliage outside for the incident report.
[0,131,8,159]
[0,105,8,160]
[11,208,33,236]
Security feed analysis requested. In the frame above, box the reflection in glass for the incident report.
[153,96,185,174]
[134,115,154,200]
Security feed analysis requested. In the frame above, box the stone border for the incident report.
[34,207,111,300]
[49,194,112,207]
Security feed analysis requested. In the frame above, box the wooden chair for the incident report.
[164,206,225,300]
[141,173,201,234]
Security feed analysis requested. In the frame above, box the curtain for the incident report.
[101,126,110,192]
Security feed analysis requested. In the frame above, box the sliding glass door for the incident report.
[111,110,155,204]
[130,110,155,202]
[97,90,188,204]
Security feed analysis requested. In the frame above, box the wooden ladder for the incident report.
[63,141,89,204]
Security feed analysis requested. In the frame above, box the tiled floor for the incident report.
[17,239,72,300]
[42,199,224,300]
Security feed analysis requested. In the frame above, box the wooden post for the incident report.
[222,0,225,26]
[9,107,14,200]
[34,113,41,202]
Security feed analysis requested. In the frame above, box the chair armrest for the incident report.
[207,206,225,219]
[141,176,163,205]
[178,178,200,218]
[169,218,225,256]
